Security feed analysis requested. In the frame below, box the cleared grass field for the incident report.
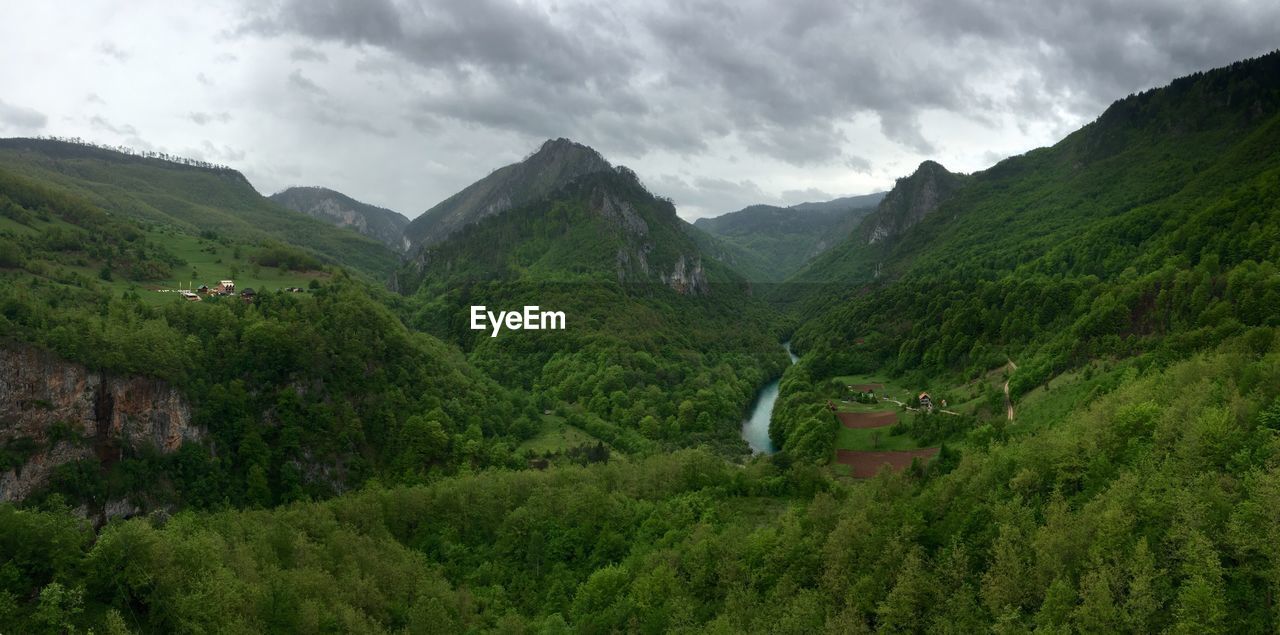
[144,227,329,294]
[517,415,609,455]
[835,424,920,452]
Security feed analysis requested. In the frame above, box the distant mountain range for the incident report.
[270,186,410,252]
[0,138,400,278]
[691,192,885,282]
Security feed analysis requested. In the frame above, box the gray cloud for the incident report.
[0,99,47,131]
[287,69,325,94]
[239,0,1280,168]
[97,41,129,62]
[4,1,1274,222]
[189,111,232,125]
[289,46,327,62]
[89,115,138,137]
[845,155,873,174]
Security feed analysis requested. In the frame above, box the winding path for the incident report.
[1004,359,1018,422]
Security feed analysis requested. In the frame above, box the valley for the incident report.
[0,44,1278,634]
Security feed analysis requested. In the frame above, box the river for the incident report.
[741,341,800,454]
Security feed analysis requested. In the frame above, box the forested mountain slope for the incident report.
[692,192,883,282]
[5,336,1279,632]
[402,138,614,250]
[788,51,1280,393]
[269,186,410,251]
[3,50,1280,635]
[0,138,399,278]
[0,164,534,516]
[399,162,788,455]
[784,160,965,289]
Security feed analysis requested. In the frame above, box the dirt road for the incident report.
[1004,359,1018,422]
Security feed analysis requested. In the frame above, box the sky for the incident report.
[1,1,1276,221]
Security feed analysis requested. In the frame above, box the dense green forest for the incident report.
[400,169,789,456]
[4,336,1279,632]
[2,50,1280,633]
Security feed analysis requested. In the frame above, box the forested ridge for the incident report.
[1,51,1280,633]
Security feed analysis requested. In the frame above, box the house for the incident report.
[217,280,235,294]
[197,284,210,295]
[918,392,933,411]
[240,288,256,300]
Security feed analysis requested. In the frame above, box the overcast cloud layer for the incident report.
[1,1,1276,220]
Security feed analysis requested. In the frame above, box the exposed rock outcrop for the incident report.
[664,255,710,295]
[0,344,201,503]
[860,160,963,245]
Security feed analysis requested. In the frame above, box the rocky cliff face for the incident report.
[861,160,964,245]
[663,255,710,295]
[0,344,201,503]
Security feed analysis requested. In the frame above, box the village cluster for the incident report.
[162,280,307,302]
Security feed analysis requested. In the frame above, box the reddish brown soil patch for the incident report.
[847,383,884,392]
[836,448,939,478]
[836,410,898,429]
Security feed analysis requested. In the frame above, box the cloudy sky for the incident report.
[1,1,1276,220]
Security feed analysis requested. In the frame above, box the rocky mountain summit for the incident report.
[403,138,615,251]
[860,160,964,245]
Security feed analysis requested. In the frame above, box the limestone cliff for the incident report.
[860,160,964,245]
[0,343,201,503]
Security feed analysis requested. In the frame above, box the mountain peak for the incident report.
[537,137,592,152]
[403,138,615,249]
[861,160,963,245]
[914,159,948,173]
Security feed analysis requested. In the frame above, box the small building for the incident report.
[240,287,256,300]
[918,392,933,411]
[197,284,210,294]
[180,291,201,302]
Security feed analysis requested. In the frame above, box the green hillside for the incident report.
[399,167,788,456]
[4,49,1280,634]
[0,138,399,278]
[692,195,882,282]
[788,52,1280,383]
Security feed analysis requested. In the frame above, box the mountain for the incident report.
[858,160,964,245]
[790,191,888,213]
[0,138,399,278]
[269,186,410,251]
[395,143,786,453]
[402,137,614,250]
[783,160,966,288]
[692,192,885,281]
[400,167,733,295]
[786,48,1280,417]
[6,48,1280,635]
